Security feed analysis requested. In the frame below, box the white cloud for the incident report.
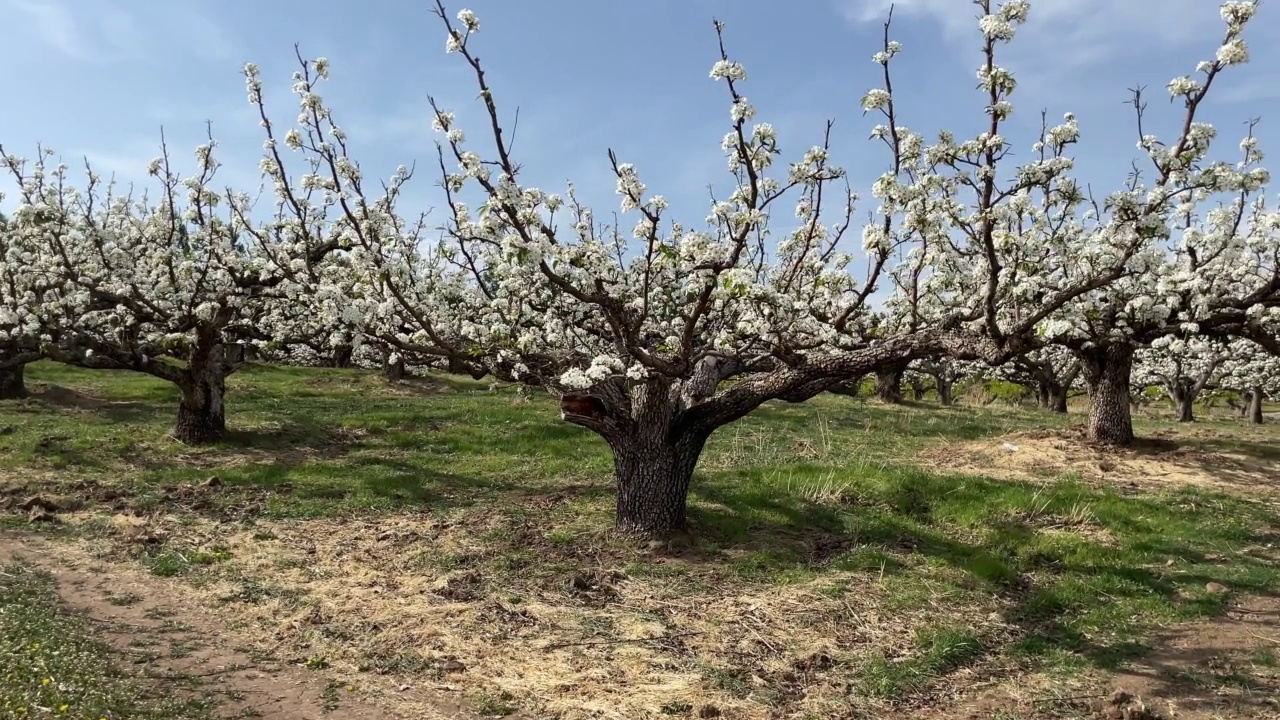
[842,0,1225,69]
[0,0,240,63]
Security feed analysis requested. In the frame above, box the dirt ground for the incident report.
[918,426,1278,500]
[5,524,1279,719]
[0,533,491,720]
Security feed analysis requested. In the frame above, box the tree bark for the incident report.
[172,343,240,445]
[1079,344,1135,446]
[1047,384,1069,414]
[0,364,28,399]
[1248,386,1265,425]
[875,363,906,404]
[608,430,708,536]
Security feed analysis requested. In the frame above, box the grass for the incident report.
[1,360,1279,718]
[0,561,214,720]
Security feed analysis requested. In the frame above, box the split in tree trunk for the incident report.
[1080,345,1135,446]
[174,372,227,444]
[0,364,27,399]
[1248,386,1264,425]
[875,363,906,404]
[909,378,926,401]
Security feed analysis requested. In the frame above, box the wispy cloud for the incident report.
[841,0,1225,69]
[1,0,241,64]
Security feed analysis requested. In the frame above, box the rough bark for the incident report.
[608,430,708,536]
[0,364,28,399]
[1248,386,1265,425]
[1079,344,1135,446]
[172,343,242,445]
[875,363,907,404]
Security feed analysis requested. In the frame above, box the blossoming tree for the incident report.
[283,0,1268,535]
[0,57,360,443]
[1133,335,1232,422]
[1034,2,1280,445]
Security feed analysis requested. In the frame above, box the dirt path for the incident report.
[0,532,477,720]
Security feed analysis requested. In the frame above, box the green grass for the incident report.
[0,562,214,720]
[3,360,1279,717]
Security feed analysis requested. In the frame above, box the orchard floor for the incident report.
[0,362,1278,720]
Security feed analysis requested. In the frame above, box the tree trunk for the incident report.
[331,344,354,368]
[1248,386,1264,425]
[875,364,906,404]
[1047,384,1069,414]
[382,353,406,382]
[1080,344,1135,446]
[1175,391,1195,423]
[173,344,238,445]
[609,431,708,536]
[175,370,227,444]
[1029,384,1049,407]
[0,364,27,399]
[936,378,954,406]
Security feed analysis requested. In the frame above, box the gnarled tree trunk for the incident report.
[173,343,242,445]
[0,364,28,399]
[1248,386,1265,425]
[1174,389,1195,423]
[1079,344,1135,446]
[608,428,709,536]
[562,378,713,537]
[875,362,906,404]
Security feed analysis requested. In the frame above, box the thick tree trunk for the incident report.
[1175,392,1195,423]
[1248,386,1264,425]
[173,344,239,445]
[609,431,708,536]
[0,364,27,399]
[1080,345,1135,446]
[936,378,954,406]
[1048,384,1069,414]
[875,363,906,404]
[175,372,227,444]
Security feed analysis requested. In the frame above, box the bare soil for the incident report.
[919,426,1279,499]
[0,532,482,720]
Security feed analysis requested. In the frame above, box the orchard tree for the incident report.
[1036,2,1280,445]
[0,58,360,443]
[998,347,1081,413]
[289,1,1264,536]
[1133,334,1230,422]
[1218,338,1280,423]
[0,210,51,398]
[912,356,969,406]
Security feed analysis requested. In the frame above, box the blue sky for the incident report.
[2,0,1278,247]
